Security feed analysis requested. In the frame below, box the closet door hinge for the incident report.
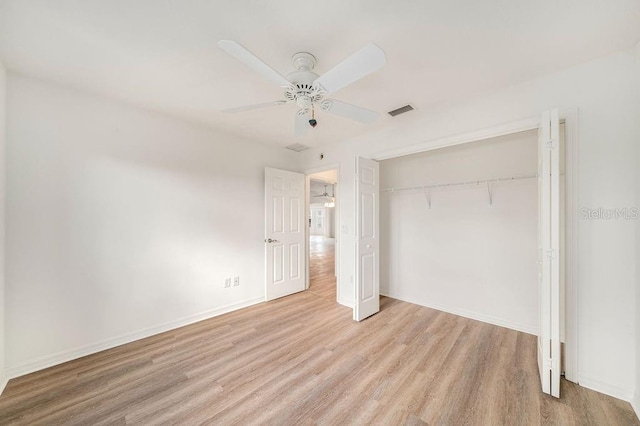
[546,138,556,150]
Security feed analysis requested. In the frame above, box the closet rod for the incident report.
[380,173,538,193]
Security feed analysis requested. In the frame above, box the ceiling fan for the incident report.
[217,40,387,136]
[312,184,335,199]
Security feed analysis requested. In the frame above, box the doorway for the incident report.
[372,110,573,397]
[306,168,339,303]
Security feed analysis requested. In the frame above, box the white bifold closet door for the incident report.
[537,109,561,398]
[354,157,380,321]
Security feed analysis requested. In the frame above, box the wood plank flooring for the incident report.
[308,236,336,302]
[1,241,638,424]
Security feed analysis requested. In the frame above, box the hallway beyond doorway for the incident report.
[309,236,336,302]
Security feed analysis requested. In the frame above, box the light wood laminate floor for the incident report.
[308,235,336,302]
[1,256,638,424]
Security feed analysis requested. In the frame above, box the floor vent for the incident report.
[388,104,415,117]
[285,143,310,152]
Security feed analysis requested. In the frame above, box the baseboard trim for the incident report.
[337,297,353,309]
[631,391,640,422]
[0,371,8,396]
[380,291,538,336]
[578,374,634,402]
[6,297,264,380]
[377,295,636,406]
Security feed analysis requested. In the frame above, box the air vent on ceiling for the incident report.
[285,143,310,152]
[388,104,415,117]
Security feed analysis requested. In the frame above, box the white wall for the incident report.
[0,60,7,393]
[380,131,538,334]
[300,48,640,401]
[634,40,640,421]
[327,207,335,238]
[5,73,299,377]
[635,135,640,417]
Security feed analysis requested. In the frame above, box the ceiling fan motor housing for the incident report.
[286,52,325,111]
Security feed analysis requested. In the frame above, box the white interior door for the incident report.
[265,168,306,301]
[354,157,379,321]
[537,109,561,397]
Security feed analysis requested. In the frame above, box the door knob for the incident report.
[266,238,279,243]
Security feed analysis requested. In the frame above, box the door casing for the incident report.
[304,164,341,303]
[371,109,579,384]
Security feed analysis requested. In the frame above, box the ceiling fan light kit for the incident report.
[217,40,387,137]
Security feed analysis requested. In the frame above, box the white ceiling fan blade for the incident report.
[217,40,291,87]
[314,43,386,95]
[320,99,379,124]
[222,100,287,113]
[295,110,310,137]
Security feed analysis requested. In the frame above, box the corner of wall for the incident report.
[635,38,640,420]
[0,372,7,396]
[632,392,640,422]
[636,61,640,421]
[0,60,6,396]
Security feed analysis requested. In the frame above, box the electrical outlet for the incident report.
[233,276,240,286]
[224,278,231,288]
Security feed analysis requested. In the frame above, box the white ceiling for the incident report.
[309,169,338,184]
[1,1,639,149]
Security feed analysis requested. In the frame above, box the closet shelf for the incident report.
[380,173,538,193]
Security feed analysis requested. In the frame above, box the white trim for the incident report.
[304,176,311,291]
[304,163,341,176]
[374,109,579,385]
[631,391,640,421]
[337,298,353,309]
[6,297,263,380]
[381,291,538,336]
[0,372,8,396]
[305,163,341,304]
[563,108,579,383]
[373,117,540,161]
[578,374,634,402]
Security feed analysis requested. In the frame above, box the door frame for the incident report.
[304,163,341,303]
[372,108,579,384]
